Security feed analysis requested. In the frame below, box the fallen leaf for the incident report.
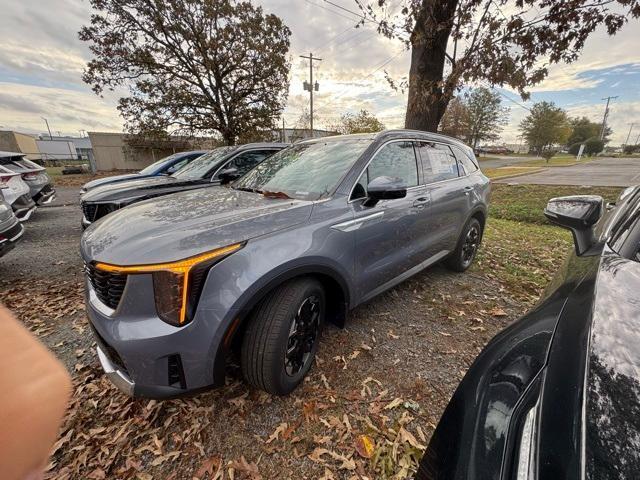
[354,434,375,458]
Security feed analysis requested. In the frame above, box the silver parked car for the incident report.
[0,151,56,205]
[0,190,24,257]
[0,165,36,221]
[81,130,490,398]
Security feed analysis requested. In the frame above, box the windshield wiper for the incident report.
[232,186,262,194]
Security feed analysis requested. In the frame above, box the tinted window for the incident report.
[224,150,275,177]
[416,142,459,183]
[172,147,235,180]
[451,145,478,174]
[351,141,418,200]
[234,139,371,201]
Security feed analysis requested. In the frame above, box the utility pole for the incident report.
[600,96,618,140]
[41,117,53,140]
[624,123,635,146]
[300,52,322,138]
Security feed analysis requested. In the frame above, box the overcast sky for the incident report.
[1,0,639,144]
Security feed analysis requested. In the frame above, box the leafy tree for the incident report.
[584,136,605,156]
[623,144,640,154]
[465,88,509,150]
[356,0,639,132]
[330,110,385,135]
[80,0,291,145]
[519,101,571,157]
[439,96,469,140]
[568,116,610,146]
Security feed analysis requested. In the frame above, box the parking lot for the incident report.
[495,157,640,186]
[0,181,618,478]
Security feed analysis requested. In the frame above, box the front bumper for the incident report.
[85,273,230,398]
[0,221,24,257]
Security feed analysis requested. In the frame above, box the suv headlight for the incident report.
[95,243,243,326]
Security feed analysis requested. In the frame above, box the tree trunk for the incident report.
[405,0,458,132]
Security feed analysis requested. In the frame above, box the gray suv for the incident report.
[81,130,490,398]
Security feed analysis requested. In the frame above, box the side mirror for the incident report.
[165,166,177,174]
[365,176,407,206]
[544,195,604,256]
[216,167,240,184]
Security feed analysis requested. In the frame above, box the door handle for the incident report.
[413,196,430,207]
[463,186,473,195]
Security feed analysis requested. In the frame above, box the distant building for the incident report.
[274,128,339,143]
[0,131,40,161]
[88,132,220,171]
[37,135,94,162]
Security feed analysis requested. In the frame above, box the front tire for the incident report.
[241,278,325,395]
[446,217,483,272]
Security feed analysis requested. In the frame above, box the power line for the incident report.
[304,0,361,23]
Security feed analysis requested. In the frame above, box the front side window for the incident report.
[171,147,236,180]
[234,139,371,200]
[351,141,419,200]
[416,142,460,183]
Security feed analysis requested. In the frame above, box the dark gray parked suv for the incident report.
[81,130,490,398]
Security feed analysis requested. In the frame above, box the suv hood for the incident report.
[83,173,145,191]
[81,175,205,203]
[81,187,313,265]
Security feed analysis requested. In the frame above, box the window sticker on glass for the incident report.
[429,151,453,174]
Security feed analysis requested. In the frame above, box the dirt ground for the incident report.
[0,184,575,479]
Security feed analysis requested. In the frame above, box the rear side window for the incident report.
[451,145,479,174]
[351,141,418,200]
[415,142,459,183]
[224,150,275,177]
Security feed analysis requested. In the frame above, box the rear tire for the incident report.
[446,217,482,272]
[241,278,325,395]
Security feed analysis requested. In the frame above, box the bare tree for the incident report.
[357,0,639,131]
[80,0,292,145]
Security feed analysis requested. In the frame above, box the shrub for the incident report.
[584,137,604,156]
[541,149,557,163]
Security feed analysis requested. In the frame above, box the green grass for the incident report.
[518,156,579,167]
[489,184,623,225]
[474,218,572,300]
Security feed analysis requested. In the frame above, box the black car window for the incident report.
[351,141,418,200]
[221,150,276,178]
[172,147,235,180]
[416,142,460,183]
[451,145,478,175]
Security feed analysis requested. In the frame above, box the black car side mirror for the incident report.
[217,167,240,184]
[544,195,604,256]
[365,176,407,206]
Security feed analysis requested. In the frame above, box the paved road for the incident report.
[495,157,640,187]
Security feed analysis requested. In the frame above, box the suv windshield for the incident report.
[233,139,371,200]
[172,147,235,180]
[139,153,182,175]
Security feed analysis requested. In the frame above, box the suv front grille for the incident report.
[82,203,118,223]
[85,263,128,310]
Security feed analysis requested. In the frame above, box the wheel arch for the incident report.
[211,261,352,386]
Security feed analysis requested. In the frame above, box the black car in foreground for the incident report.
[80,142,287,227]
[418,186,640,479]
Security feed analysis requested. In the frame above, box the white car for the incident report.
[0,190,24,258]
[0,152,56,205]
[0,165,36,221]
